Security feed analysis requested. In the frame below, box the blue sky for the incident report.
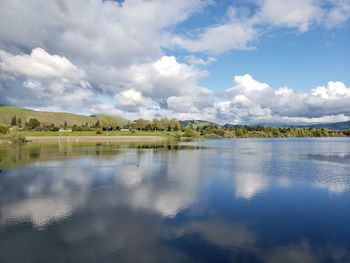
[199,25,350,92]
[0,0,350,124]
[170,0,350,92]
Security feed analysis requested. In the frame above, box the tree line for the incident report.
[5,116,183,132]
[2,115,350,138]
[193,124,350,138]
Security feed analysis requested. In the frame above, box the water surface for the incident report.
[0,138,350,262]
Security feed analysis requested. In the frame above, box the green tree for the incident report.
[26,118,40,130]
[152,119,161,130]
[321,128,329,137]
[17,118,22,128]
[160,118,169,131]
[235,127,247,137]
[145,123,152,131]
[95,120,100,128]
[170,118,181,131]
[11,116,17,126]
[135,118,146,130]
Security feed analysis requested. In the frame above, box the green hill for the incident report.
[0,106,127,127]
[305,121,350,131]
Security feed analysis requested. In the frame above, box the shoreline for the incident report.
[25,135,166,142]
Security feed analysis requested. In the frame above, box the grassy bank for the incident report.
[20,130,183,138]
[2,127,350,145]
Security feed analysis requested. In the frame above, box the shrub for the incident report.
[183,126,198,137]
[7,132,27,144]
[0,124,9,134]
[26,118,40,130]
[1,128,27,144]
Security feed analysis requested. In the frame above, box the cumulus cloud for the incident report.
[217,74,350,124]
[110,55,214,118]
[114,89,155,112]
[0,48,100,114]
[0,48,85,81]
[0,0,211,115]
[167,87,214,113]
[0,0,207,65]
[256,0,322,32]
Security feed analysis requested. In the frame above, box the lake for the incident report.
[0,138,350,263]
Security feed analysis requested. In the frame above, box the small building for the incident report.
[120,128,129,132]
[59,129,72,132]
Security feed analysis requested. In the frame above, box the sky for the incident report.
[0,0,349,124]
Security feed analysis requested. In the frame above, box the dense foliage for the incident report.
[127,121,350,138]
[197,125,349,138]
[2,115,350,139]
[0,124,9,134]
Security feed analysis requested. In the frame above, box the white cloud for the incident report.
[0,0,208,66]
[0,48,101,114]
[217,74,350,124]
[256,0,322,32]
[115,89,155,112]
[122,56,204,100]
[0,0,212,114]
[169,19,257,54]
[185,55,216,66]
[256,0,350,31]
[111,55,211,114]
[323,0,350,28]
[0,48,84,81]
[232,74,269,92]
[309,81,350,100]
[167,86,214,113]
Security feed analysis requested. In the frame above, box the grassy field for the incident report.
[20,130,184,138]
[0,105,128,127]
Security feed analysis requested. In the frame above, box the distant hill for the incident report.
[180,120,219,128]
[0,106,127,127]
[295,121,350,131]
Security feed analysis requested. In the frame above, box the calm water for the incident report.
[0,138,350,263]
